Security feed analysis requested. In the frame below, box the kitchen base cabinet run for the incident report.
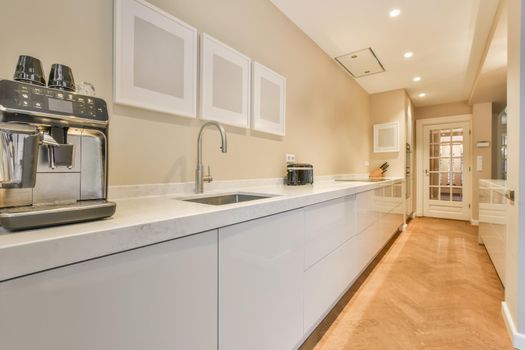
[219,209,305,350]
[0,230,218,350]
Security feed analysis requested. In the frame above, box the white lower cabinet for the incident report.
[0,230,218,350]
[304,233,362,332]
[0,183,405,350]
[219,209,305,350]
[304,195,356,269]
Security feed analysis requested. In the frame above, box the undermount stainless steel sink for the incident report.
[179,193,275,206]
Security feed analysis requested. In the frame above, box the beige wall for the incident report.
[0,0,371,186]
[472,102,493,221]
[505,0,523,333]
[414,101,472,119]
[369,89,407,177]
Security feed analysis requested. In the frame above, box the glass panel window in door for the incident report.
[440,129,452,143]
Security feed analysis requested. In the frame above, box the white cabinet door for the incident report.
[0,231,218,350]
[219,209,304,350]
[356,189,381,234]
[304,195,356,269]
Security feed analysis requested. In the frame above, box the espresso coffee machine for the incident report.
[0,56,116,230]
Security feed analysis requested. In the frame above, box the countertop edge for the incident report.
[0,178,403,282]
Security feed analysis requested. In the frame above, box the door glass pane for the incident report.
[452,128,463,142]
[440,187,451,201]
[452,173,462,186]
[439,172,449,186]
[431,130,440,143]
[430,144,440,157]
[427,125,465,204]
[452,158,462,172]
[430,187,439,200]
[452,187,462,202]
[439,158,450,172]
[430,173,439,186]
[452,144,463,157]
[440,145,451,157]
[440,129,451,142]
[430,159,439,171]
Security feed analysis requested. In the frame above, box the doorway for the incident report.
[416,116,472,221]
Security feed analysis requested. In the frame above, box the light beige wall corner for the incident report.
[414,101,472,119]
[472,102,493,221]
[0,0,371,186]
[505,0,524,335]
[369,89,407,178]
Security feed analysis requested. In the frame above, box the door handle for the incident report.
[425,169,429,176]
[505,190,515,202]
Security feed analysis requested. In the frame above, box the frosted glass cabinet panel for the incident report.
[0,231,218,350]
[114,0,198,118]
[200,33,251,127]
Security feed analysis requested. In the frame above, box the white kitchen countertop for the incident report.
[0,177,403,282]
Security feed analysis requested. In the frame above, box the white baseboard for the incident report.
[502,301,525,349]
[470,219,479,226]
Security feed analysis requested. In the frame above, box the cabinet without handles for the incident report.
[0,230,218,350]
[219,209,305,350]
[304,195,356,269]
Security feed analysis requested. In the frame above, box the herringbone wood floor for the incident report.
[301,217,513,350]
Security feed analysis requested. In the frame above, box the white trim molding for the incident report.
[502,301,525,349]
[470,219,479,226]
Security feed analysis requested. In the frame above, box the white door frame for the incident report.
[415,114,472,219]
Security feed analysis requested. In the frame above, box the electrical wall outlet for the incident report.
[285,153,296,163]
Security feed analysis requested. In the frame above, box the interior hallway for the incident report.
[301,217,513,350]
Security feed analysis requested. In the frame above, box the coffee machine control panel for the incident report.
[0,80,108,122]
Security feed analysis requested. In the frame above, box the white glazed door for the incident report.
[423,122,471,220]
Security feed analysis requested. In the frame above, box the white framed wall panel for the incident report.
[373,121,400,153]
[200,33,251,128]
[251,62,286,135]
[114,0,197,118]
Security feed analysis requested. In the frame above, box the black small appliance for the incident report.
[286,163,314,185]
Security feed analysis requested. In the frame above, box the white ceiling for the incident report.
[270,0,500,106]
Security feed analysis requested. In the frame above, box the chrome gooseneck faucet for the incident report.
[195,121,228,193]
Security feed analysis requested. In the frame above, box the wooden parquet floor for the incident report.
[300,217,513,350]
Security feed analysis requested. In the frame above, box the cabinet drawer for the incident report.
[304,195,356,269]
[304,232,366,333]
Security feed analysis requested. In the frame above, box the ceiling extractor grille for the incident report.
[335,48,385,78]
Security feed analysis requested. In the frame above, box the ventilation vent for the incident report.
[335,48,385,78]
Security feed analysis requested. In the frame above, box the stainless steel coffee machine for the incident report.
[0,58,115,230]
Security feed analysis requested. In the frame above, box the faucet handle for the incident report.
[203,165,213,183]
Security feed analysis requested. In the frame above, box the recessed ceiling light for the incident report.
[418,92,427,98]
[404,51,413,59]
[413,76,421,82]
[389,9,401,17]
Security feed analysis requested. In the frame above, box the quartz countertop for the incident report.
[0,177,403,281]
